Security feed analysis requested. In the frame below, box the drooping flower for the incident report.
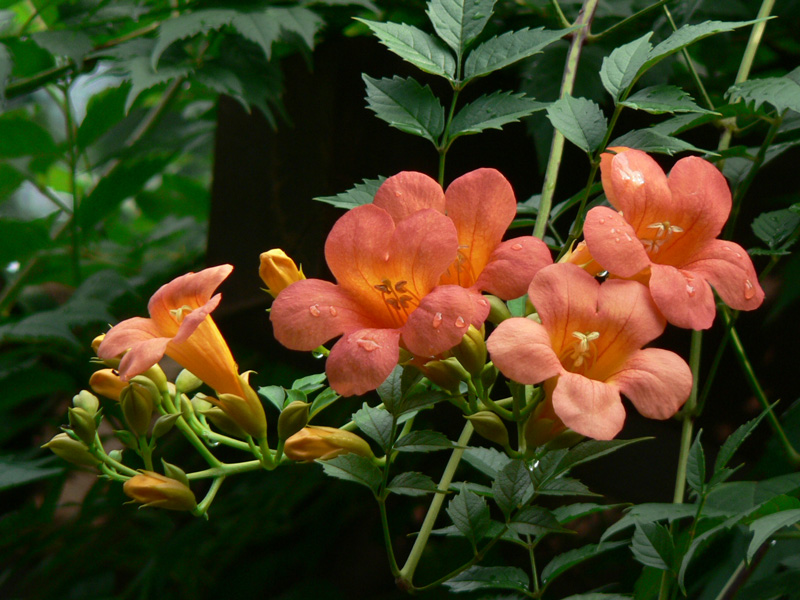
[97,266,266,438]
[373,169,553,299]
[487,263,692,440]
[579,147,764,330]
[270,203,490,396]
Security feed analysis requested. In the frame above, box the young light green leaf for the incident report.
[464,26,575,80]
[546,94,607,154]
[443,565,529,593]
[309,387,340,418]
[313,176,385,210]
[258,386,286,412]
[446,484,491,548]
[387,471,439,496]
[541,540,628,583]
[714,405,774,474]
[510,505,567,536]
[610,129,712,156]
[353,403,395,451]
[620,85,717,115]
[291,373,327,393]
[363,74,445,144]
[320,453,382,494]
[449,90,545,139]
[747,509,800,562]
[357,18,456,78]
[32,30,93,66]
[727,75,800,115]
[686,431,706,495]
[631,522,675,571]
[427,0,495,59]
[463,446,511,478]
[394,430,454,452]
[599,32,652,101]
[492,459,534,516]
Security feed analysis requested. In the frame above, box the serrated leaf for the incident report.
[77,83,130,150]
[320,453,382,493]
[0,456,62,491]
[600,503,697,542]
[387,471,439,496]
[610,129,712,156]
[395,389,449,417]
[353,403,395,451]
[727,76,800,115]
[31,30,93,65]
[446,484,491,547]
[258,386,286,412]
[152,10,231,69]
[555,438,649,475]
[553,503,625,525]
[546,94,607,154]
[292,373,327,393]
[463,446,511,478]
[538,477,598,497]
[714,406,773,475]
[464,26,574,80]
[449,90,545,139]
[357,19,455,79]
[510,505,566,536]
[363,75,445,144]
[600,32,652,101]
[123,55,193,114]
[444,565,529,593]
[309,387,340,418]
[620,85,716,115]
[747,509,800,562]
[492,459,534,516]
[314,176,385,210]
[427,0,495,59]
[0,116,58,157]
[631,521,674,571]
[394,430,454,452]
[752,207,800,250]
[541,540,628,583]
[686,431,706,495]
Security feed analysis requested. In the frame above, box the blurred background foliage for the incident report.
[1,0,799,598]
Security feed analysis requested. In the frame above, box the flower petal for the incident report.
[649,263,716,330]
[117,336,171,381]
[551,372,627,440]
[610,348,691,420]
[148,265,233,333]
[584,206,651,278]
[271,279,377,351]
[173,293,221,344]
[98,316,162,360]
[326,328,401,396]
[486,317,562,384]
[402,285,490,357]
[682,239,764,312]
[474,236,553,299]
[372,171,446,221]
[595,278,666,360]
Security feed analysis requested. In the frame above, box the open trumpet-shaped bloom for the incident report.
[487,264,692,440]
[582,147,764,330]
[271,204,490,397]
[373,169,552,299]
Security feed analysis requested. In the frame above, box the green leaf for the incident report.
[553,503,625,525]
[686,431,706,495]
[541,540,628,583]
[79,154,173,229]
[258,386,286,412]
[600,32,652,101]
[31,30,93,65]
[0,216,55,266]
[727,75,800,115]
[0,163,23,198]
[0,299,113,348]
[631,521,674,571]
[314,176,385,210]
[492,458,534,516]
[463,446,511,478]
[309,387,340,418]
[291,373,327,393]
[464,26,574,80]
[449,90,545,139]
[353,403,395,451]
[363,75,445,144]
[123,54,193,114]
[714,406,773,476]
[747,508,800,561]
[427,0,495,59]
[0,456,62,491]
[446,484,491,547]
[0,42,11,101]
[600,503,697,542]
[752,207,800,251]
[76,84,130,150]
[394,430,454,452]
[357,18,455,79]
[538,477,598,497]
[555,438,649,475]
[546,94,607,154]
[561,595,632,600]
[320,453,382,494]
[510,505,567,536]
[395,389,449,417]
[704,473,800,517]
[0,116,57,157]
[444,565,529,593]
[610,129,712,156]
[387,471,439,496]
[620,85,717,115]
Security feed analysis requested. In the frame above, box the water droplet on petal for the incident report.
[329,306,338,316]
[599,218,605,225]
[610,228,616,234]
[432,312,443,329]
[455,316,466,328]
[356,338,381,352]
[686,284,696,297]
[511,243,523,250]
[395,191,402,197]
[744,280,756,300]
[478,298,488,306]
[735,253,742,259]
[309,304,321,317]
[615,237,620,243]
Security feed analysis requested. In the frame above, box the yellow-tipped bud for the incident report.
[120,383,154,437]
[91,334,105,355]
[450,325,487,377]
[90,369,126,401]
[201,405,248,438]
[216,372,267,439]
[465,411,509,448]
[123,471,197,511]
[284,426,373,461]
[278,400,310,441]
[43,432,100,468]
[259,249,305,298]
[73,390,100,414]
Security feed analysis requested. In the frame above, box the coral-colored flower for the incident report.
[373,169,553,299]
[487,263,692,440]
[97,266,267,438]
[580,147,764,330]
[271,203,490,396]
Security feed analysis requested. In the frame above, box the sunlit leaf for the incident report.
[450,91,545,139]
[363,74,445,144]
[427,0,495,59]
[546,94,607,154]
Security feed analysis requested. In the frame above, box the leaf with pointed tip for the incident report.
[123,54,193,113]
[510,505,567,536]
[363,75,445,144]
[751,210,800,253]
[309,387,340,418]
[714,405,774,475]
[394,430,454,452]
[32,30,93,66]
[258,386,286,412]
[353,403,395,451]
[447,485,491,547]
[546,94,607,154]
[320,454,382,494]
[0,116,58,158]
[538,477,598,497]
[620,85,717,115]
[493,459,534,516]
[450,90,545,139]
[600,32,652,101]
[747,509,800,562]
[610,129,713,156]
[600,503,697,542]
[463,446,511,478]
[553,503,626,525]
[727,75,800,115]
[686,431,706,495]
[387,471,439,496]
[427,0,495,59]
[444,565,529,593]
[555,438,649,475]
[631,521,675,571]
[541,541,628,583]
[357,18,455,78]
[313,176,385,210]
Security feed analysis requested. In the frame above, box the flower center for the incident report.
[640,220,684,254]
[374,278,421,326]
[563,331,600,372]
[441,245,478,287]
[169,305,194,323]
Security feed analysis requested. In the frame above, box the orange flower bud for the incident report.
[259,249,305,298]
[123,471,197,511]
[91,334,105,355]
[284,426,373,461]
[90,369,126,401]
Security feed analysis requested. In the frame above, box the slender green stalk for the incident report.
[186,460,262,480]
[438,89,462,186]
[378,418,401,576]
[397,422,474,586]
[61,82,82,286]
[663,6,715,112]
[672,329,703,505]
[534,0,600,240]
[193,476,225,517]
[161,391,224,468]
[526,535,540,594]
[92,433,140,477]
[589,0,670,41]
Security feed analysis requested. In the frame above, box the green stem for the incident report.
[672,329,703,505]
[397,422,474,586]
[534,0,600,240]
[193,476,225,518]
[378,418,400,577]
[438,89,462,186]
[663,6,715,111]
[588,0,670,41]
[527,535,540,593]
[186,460,262,480]
[162,391,223,468]
[138,436,154,471]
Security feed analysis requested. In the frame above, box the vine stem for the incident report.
[672,329,703,505]
[533,0,599,240]
[397,422,474,587]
